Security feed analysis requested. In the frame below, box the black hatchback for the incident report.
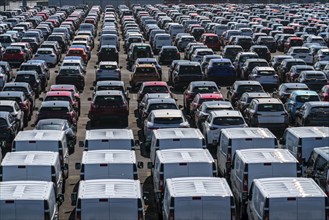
[97,45,119,63]
[158,46,180,65]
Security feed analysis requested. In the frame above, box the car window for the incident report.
[296,95,319,102]
[154,117,183,124]
[257,103,284,111]
[0,105,14,112]
[143,86,168,93]
[45,96,71,102]
[0,118,8,126]
[94,95,123,105]
[192,86,217,93]
[36,123,62,130]
[213,117,244,125]
[40,106,68,112]
[147,103,177,112]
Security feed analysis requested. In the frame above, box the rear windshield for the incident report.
[0,106,13,112]
[158,37,170,40]
[238,85,264,93]
[0,97,21,103]
[59,69,80,75]
[97,86,124,91]
[212,62,232,67]
[258,71,275,75]
[36,124,62,130]
[3,87,27,93]
[143,86,168,93]
[296,95,320,102]
[100,65,117,70]
[197,51,213,56]
[293,49,309,53]
[135,67,156,74]
[101,48,115,52]
[154,117,183,124]
[179,65,202,75]
[192,86,218,93]
[213,117,244,125]
[38,50,52,54]
[0,118,8,126]
[0,36,12,42]
[68,50,82,55]
[45,96,71,102]
[257,104,284,111]
[15,75,36,83]
[305,74,326,80]
[20,66,41,74]
[148,103,177,112]
[40,107,68,112]
[310,106,329,114]
[5,48,20,53]
[94,95,123,104]
[205,36,218,43]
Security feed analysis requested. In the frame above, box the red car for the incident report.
[88,90,129,126]
[136,81,174,103]
[200,33,221,51]
[2,46,28,67]
[49,84,81,114]
[284,37,303,53]
[42,91,80,116]
[66,47,88,64]
[11,42,33,59]
[189,93,224,120]
[319,85,329,101]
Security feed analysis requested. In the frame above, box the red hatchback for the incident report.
[189,93,224,120]
[200,33,221,51]
[2,46,28,67]
[49,84,81,114]
[136,81,174,102]
[66,48,88,64]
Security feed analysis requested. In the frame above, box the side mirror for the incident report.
[147,162,153,169]
[79,141,84,148]
[87,97,92,101]
[143,191,150,205]
[57,194,64,204]
[75,163,81,170]
[62,163,69,171]
[135,140,140,146]
[137,161,144,169]
[38,97,44,101]
[71,192,77,206]
[55,70,59,73]
[178,104,183,109]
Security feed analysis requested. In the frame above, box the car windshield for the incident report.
[205,36,218,43]
[60,69,80,75]
[179,65,202,75]
[40,107,68,112]
[310,107,329,114]
[0,106,13,112]
[296,95,320,102]
[0,97,21,103]
[20,66,41,74]
[45,96,71,102]
[0,118,8,126]
[94,95,123,105]
[37,50,52,54]
[258,71,275,75]
[135,67,156,74]
[192,86,218,93]
[238,85,263,93]
[143,86,168,93]
[0,36,12,42]
[6,48,20,53]
[97,86,123,91]
[148,103,177,112]
[154,117,183,124]
[15,75,36,83]
[293,49,309,53]
[213,117,244,125]
[3,87,27,93]
[257,104,284,111]
[36,123,62,130]
[305,74,326,80]
[212,62,231,67]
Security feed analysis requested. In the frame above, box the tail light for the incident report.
[44,200,50,220]
[263,198,269,220]
[169,209,174,220]
[243,173,248,192]
[209,126,217,130]
[325,197,329,220]
[159,173,164,192]
[230,197,236,220]
[297,146,302,164]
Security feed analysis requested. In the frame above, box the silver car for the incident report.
[34,48,58,67]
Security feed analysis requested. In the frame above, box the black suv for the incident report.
[241,58,269,79]
[170,61,204,90]
[55,66,85,92]
[97,45,119,63]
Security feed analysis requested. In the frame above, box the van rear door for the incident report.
[27,166,50,181]
[248,163,273,189]
[175,197,202,219]
[3,166,27,181]
[16,201,43,220]
[82,199,109,219]
[109,199,136,219]
[270,198,297,219]
[1,200,15,219]
[188,163,213,177]
[297,197,325,219]
[203,197,230,219]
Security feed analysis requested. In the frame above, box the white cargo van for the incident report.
[153,33,172,54]
[71,179,145,220]
[0,181,63,220]
[217,128,277,178]
[230,149,300,218]
[151,148,216,209]
[75,150,142,180]
[1,151,64,197]
[247,177,328,220]
[281,127,329,170]
[150,128,206,165]
[80,129,137,151]
[163,177,236,220]
[12,130,69,178]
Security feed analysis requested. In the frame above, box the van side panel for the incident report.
[297,197,325,220]
[302,138,329,162]
[84,164,133,180]
[270,198,297,219]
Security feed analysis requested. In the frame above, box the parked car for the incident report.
[249,45,271,62]
[94,61,121,83]
[129,64,160,90]
[34,48,58,67]
[248,66,279,91]
[170,61,204,90]
[0,100,24,131]
[55,66,85,92]
[158,46,180,65]
[2,46,27,67]
[14,71,42,98]
[189,93,224,121]
[241,58,269,79]
[277,58,307,82]
[0,111,19,143]
[319,85,329,101]
[295,70,328,92]
[97,45,119,63]
[272,83,309,103]
[2,82,36,110]
[204,58,236,85]
[285,65,315,83]
[236,92,271,114]
[294,101,329,126]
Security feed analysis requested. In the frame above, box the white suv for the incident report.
[286,47,313,65]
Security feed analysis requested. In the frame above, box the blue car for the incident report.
[284,90,320,122]
[204,58,236,85]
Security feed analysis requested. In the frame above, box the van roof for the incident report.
[254,177,326,198]
[221,128,276,139]
[78,179,141,199]
[2,151,59,166]
[153,128,203,140]
[157,149,213,164]
[14,130,66,141]
[314,147,329,161]
[0,181,53,200]
[237,149,297,164]
[85,129,134,141]
[286,127,329,138]
[82,150,136,164]
[166,177,232,197]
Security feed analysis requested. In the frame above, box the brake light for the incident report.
[231,197,236,220]
[297,146,302,164]
[243,174,248,192]
[159,173,164,192]
[169,209,174,220]
[263,198,269,220]
[325,197,329,220]
[209,126,217,130]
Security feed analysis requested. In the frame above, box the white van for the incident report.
[0,181,63,220]
[217,128,277,178]
[1,151,65,197]
[153,33,172,54]
[151,148,216,207]
[80,129,137,151]
[75,150,142,180]
[247,177,328,220]
[281,127,329,170]
[163,177,235,220]
[230,149,300,219]
[71,179,145,220]
[12,130,69,177]
[150,128,206,165]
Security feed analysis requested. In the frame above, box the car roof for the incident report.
[282,83,309,89]
[46,91,72,96]
[234,80,262,86]
[147,98,176,104]
[254,98,282,104]
[96,80,124,87]
[40,100,70,107]
[190,81,217,87]
[94,90,123,96]
[4,82,29,87]
[0,91,24,97]
[291,90,318,95]
[210,110,242,117]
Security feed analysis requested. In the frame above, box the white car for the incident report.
[62,56,86,74]
[191,48,214,63]
[286,47,313,65]
[0,100,24,130]
[202,110,247,146]
[143,109,190,143]
[34,48,58,67]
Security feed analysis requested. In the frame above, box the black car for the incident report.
[47,34,67,53]
[35,118,77,154]
[19,62,48,91]
[241,58,269,79]
[0,111,19,145]
[277,58,306,82]
[55,66,85,92]
[14,71,42,98]
[250,45,271,62]
[222,45,243,62]
[170,61,204,90]
[272,83,309,103]
[256,36,276,53]
[97,45,119,63]
[158,46,180,65]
